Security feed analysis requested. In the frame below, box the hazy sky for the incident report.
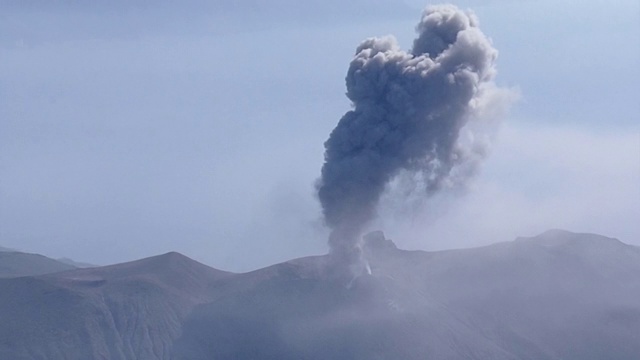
[1,0,638,271]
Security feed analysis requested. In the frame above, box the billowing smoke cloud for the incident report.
[317,5,509,260]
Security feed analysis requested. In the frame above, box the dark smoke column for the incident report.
[317,5,503,259]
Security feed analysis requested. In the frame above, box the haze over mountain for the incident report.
[55,257,97,269]
[1,230,638,359]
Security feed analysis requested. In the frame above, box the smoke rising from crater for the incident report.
[317,5,510,256]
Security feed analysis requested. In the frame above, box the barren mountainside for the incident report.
[0,230,639,359]
[0,252,231,359]
[0,250,77,278]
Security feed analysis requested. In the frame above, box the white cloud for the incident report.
[378,121,640,249]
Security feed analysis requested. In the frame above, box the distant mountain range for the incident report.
[1,229,639,359]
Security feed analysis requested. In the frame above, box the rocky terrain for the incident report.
[1,229,639,359]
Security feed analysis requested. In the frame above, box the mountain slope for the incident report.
[0,252,232,360]
[0,230,638,359]
[0,250,76,278]
[175,230,640,359]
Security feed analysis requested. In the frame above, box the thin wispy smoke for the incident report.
[317,4,512,261]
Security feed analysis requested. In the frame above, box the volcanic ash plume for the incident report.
[317,5,510,259]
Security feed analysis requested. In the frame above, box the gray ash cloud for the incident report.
[317,4,510,258]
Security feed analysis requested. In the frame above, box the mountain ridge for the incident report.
[0,250,76,278]
[0,229,638,359]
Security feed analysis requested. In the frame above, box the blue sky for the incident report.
[1,0,638,271]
